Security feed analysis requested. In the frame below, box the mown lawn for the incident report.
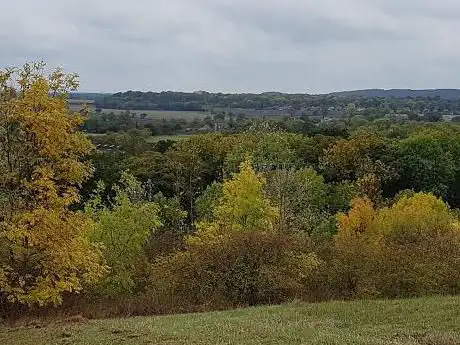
[2,296,459,345]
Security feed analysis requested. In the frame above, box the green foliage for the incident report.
[150,161,319,308]
[224,132,304,175]
[80,150,127,203]
[264,168,328,233]
[143,193,188,259]
[195,182,223,222]
[327,181,359,214]
[193,160,278,241]
[392,127,460,202]
[320,130,391,182]
[86,172,161,297]
[150,193,187,234]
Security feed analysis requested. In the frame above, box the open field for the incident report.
[85,133,190,143]
[96,109,290,120]
[2,296,459,345]
[144,134,190,142]
[98,109,209,120]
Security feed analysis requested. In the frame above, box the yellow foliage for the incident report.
[336,197,375,242]
[0,62,105,306]
[334,192,460,298]
[190,160,278,246]
[374,193,455,237]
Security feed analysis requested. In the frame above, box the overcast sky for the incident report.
[1,0,460,93]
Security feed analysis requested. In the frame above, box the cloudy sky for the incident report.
[1,0,460,93]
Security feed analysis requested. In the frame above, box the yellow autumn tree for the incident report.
[336,197,375,246]
[0,62,105,306]
[190,160,278,245]
[333,193,460,298]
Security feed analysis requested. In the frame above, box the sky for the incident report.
[1,0,460,93]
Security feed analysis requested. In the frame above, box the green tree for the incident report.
[320,130,393,202]
[224,131,304,175]
[143,192,188,259]
[86,172,161,297]
[391,127,460,203]
[195,182,223,222]
[264,168,328,233]
[345,103,357,119]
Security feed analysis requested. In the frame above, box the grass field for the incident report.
[2,296,459,345]
[97,109,288,121]
[85,133,190,143]
[144,134,190,143]
[99,109,208,120]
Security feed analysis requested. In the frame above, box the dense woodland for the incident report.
[81,90,460,116]
[1,63,459,320]
[80,89,460,137]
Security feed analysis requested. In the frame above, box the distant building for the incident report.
[442,115,460,122]
[385,113,409,121]
[68,99,96,112]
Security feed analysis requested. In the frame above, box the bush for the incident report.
[149,231,319,310]
[331,193,460,298]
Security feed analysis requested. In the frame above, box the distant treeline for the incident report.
[331,88,460,100]
[72,90,460,115]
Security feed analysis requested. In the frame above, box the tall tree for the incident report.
[0,63,105,306]
[86,172,161,297]
[264,168,328,234]
[191,160,278,245]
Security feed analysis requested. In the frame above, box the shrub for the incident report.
[149,231,319,309]
[331,193,460,298]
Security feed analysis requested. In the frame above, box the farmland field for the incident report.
[96,109,290,120]
[85,133,190,143]
[2,296,459,345]
[144,134,190,142]
[98,109,209,120]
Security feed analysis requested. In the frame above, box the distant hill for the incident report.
[70,89,460,113]
[329,89,460,100]
[69,93,111,100]
[72,89,460,101]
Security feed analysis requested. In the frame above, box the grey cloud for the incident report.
[213,3,411,46]
[1,0,459,93]
[374,0,460,20]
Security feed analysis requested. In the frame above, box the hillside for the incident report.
[71,89,460,114]
[3,296,459,345]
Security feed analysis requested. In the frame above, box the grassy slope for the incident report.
[2,296,459,345]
